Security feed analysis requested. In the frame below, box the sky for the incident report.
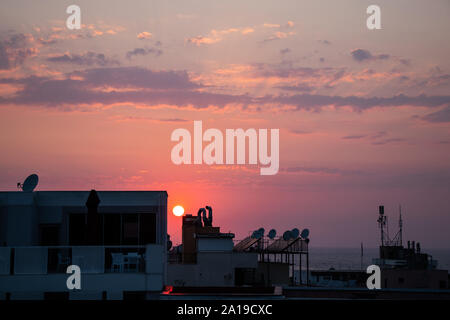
[0,0,449,248]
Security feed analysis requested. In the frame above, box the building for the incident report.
[0,189,167,300]
[306,270,367,288]
[168,209,259,287]
[372,205,448,289]
[167,207,309,289]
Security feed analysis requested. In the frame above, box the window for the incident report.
[123,214,138,245]
[39,224,60,246]
[104,214,121,245]
[69,214,86,245]
[47,248,72,273]
[235,268,255,286]
[140,213,156,245]
[69,212,157,246]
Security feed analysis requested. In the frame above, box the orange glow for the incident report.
[172,205,185,217]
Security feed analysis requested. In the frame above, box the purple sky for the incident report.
[0,0,449,248]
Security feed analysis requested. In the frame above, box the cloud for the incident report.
[0,66,252,109]
[371,138,406,145]
[351,49,372,61]
[110,115,189,123]
[264,93,450,111]
[318,40,331,45]
[126,47,163,59]
[342,135,366,139]
[276,84,314,92]
[32,23,124,45]
[370,131,388,139]
[282,166,362,176]
[0,43,10,69]
[263,31,295,42]
[137,31,152,40]
[263,21,294,29]
[186,27,249,46]
[263,23,281,28]
[1,65,448,113]
[47,52,120,66]
[289,129,312,135]
[157,118,189,123]
[0,33,38,70]
[421,106,450,123]
[187,23,292,46]
[340,131,406,145]
[351,49,390,62]
[241,27,255,35]
[186,35,221,46]
[71,67,200,90]
[399,58,411,66]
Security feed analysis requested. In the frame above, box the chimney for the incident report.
[182,214,198,263]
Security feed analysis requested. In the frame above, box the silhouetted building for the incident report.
[373,205,447,289]
[168,209,259,287]
[0,190,167,300]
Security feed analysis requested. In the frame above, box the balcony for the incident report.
[0,246,150,275]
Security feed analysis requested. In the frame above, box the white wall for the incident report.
[197,238,234,252]
[167,252,258,287]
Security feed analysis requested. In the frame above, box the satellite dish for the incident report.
[20,174,39,192]
[301,228,310,239]
[291,228,299,238]
[268,229,277,239]
[283,230,292,241]
[251,228,264,239]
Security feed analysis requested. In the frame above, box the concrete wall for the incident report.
[197,238,234,252]
[0,191,168,247]
[382,269,448,289]
[0,191,168,300]
[0,244,165,300]
[257,262,290,286]
[167,252,258,287]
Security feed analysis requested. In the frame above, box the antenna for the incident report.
[398,205,403,246]
[291,228,299,238]
[18,174,39,192]
[377,205,387,246]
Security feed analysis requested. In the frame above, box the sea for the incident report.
[308,247,450,271]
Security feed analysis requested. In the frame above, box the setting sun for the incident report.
[172,205,185,217]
